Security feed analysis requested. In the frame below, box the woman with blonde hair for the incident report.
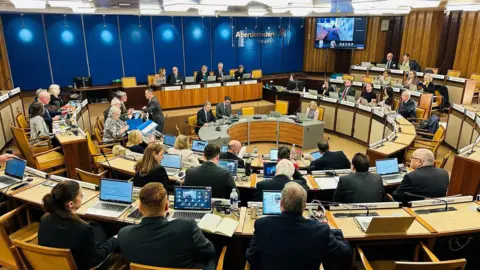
[154,68,167,85]
[48,84,65,109]
[126,130,144,154]
[167,134,200,167]
[133,143,177,188]
[421,73,435,94]
[305,101,319,120]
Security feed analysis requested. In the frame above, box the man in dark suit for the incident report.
[393,149,449,204]
[401,53,420,72]
[340,79,355,100]
[118,183,216,269]
[234,65,245,80]
[246,182,352,270]
[143,88,165,132]
[333,153,385,203]
[185,144,238,199]
[381,52,397,70]
[219,140,245,168]
[308,140,351,172]
[38,91,64,131]
[195,101,216,134]
[397,90,417,119]
[215,96,232,118]
[167,66,184,84]
[195,65,209,83]
[214,62,227,81]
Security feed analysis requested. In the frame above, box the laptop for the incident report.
[296,113,310,121]
[243,73,252,79]
[263,191,282,215]
[154,79,166,86]
[308,89,318,96]
[207,76,216,82]
[86,179,133,218]
[376,158,402,182]
[185,76,195,83]
[161,153,182,176]
[220,145,228,153]
[192,140,208,154]
[219,159,238,180]
[310,151,323,160]
[400,65,410,71]
[269,149,278,161]
[329,92,340,99]
[346,95,356,103]
[0,158,27,189]
[409,84,418,91]
[163,134,176,148]
[376,63,386,68]
[263,162,277,179]
[354,216,415,233]
[170,186,212,221]
[269,111,282,117]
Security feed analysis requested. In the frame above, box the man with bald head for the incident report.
[37,90,65,130]
[220,139,245,168]
[393,148,449,203]
[381,52,397,69]
[397,90,416,119]
[167,66,184,84]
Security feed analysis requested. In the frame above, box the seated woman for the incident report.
[358,83,377,104]
[167,135,200,168]
[321,80,334,96]
[378,71,392,86]
[38,181,118,270]
[29,102,50,140]
[420,73,435,94]
[154,68,166,85]
[103,106,129,143]
[305,101,320,120]
[234,65,245,80]
[381,86,395,108]
[126,130,145,154]
[48,84,65,109]
[404,70,419,89]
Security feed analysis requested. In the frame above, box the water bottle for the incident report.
[291,144,297,160]
[253,146,258,155]
[230,189,239,210]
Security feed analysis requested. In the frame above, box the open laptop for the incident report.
[308,89,318,96]
[219,159,238,180]
[0,158,27,189]
[400,65,410,71]
[185,76,195,83]
[354,216,415,233]
[192,140,208,154]
[263,162,277,179]
[170,186,212,221]
[163,134,176,148]
[269,111,282,117]
[376,63,386,68]
[243,73,252,79]
[269,149,278,161]
[310,151,323,160]
[346,95,356,103]
[376,158,402,182]
[329,91,340,99]
[263,191,282,215]
[207,76,216,82]
[161,153,182,176]
[220,145,228,153]
[296,113,311,121]
[86,179,133,218]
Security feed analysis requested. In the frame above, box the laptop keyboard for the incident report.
[0,176,18,185]
[172,212,207,220]
[93,203,127,212]
[382,174,401,180]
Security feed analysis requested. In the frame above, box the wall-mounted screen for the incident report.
[315,17,367,50]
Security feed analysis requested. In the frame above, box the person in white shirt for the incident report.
[167,135,200,168]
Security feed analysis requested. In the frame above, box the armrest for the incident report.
[23,232,38,243]
[356,245,374,270]
[32,146,62,157]
[216,246,227,270]
[419,241,439,262]
[0,204,27,223]
[95,143,120,148]
[415,138,440,143]
[385,194,394,202]
[31,138,51,147]
[416,131,435,137]
[244,262,250,270]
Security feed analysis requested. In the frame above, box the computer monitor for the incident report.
[310,151,323,160]
[163,134,176,147]
[99,179,133,204]
[192,140,208,152]
[269,149,278,161]
[5,158,26,180]
[375,158,399,176]
[220,145,228,153]
[218,159,238,176]
[174,186,212,210]
[73,76,92,88]
[263,162,277,178]
[161,154,182,169]
[207,76,216,82]
[263,191,282,215]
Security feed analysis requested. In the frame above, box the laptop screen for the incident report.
[376,158,399,175]
[192,140,208,152]
[163,134,176,147]
[220,145,228,153]
[219,160,238,175]
[269,149,278,161]
[174,186,212,210]
[263,162,277,178]
[5,158,26,180]
[161,154,181,169]
[310,151,323,160]
[263,191,282,215]
[99,179,133,204]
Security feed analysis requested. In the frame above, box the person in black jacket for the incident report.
[118,182,216,269]
[397,90,417,119]
[234,65,245,80]
[184,144,238,199]
[246,182,352,270]
[214,62,227,81]
[195,101,216,134]
[393,148,449,204]
[48,84,65,109]
[400,53,420,71]
[126,130,145,154]
[38,181,118,270]
[253,159,309,201]
[38,91,64,131]
[333,153,385,203]
[420,73,435,94]
[167,66,184,84]
[195,65,209,83]
[308,140,351,172]
[277,145,304,181]
[220,140,245,168]
[381,52,397,70]
[143,88,165,133]
[321,80,335,96]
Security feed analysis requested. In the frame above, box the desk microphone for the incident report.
[313,200,372,217]
[100,148,120,180]
[404,192,455,213]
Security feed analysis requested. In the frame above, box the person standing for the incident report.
[143,88,165,133]
[215,96,232,118]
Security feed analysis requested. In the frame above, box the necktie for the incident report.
[342,87,349,99]
[387,61,390,69]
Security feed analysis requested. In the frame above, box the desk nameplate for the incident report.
[224,81,241,86]
[390,69,404,74]
[205,83,222,88]
[182,85,200,90]
[242,80,257,85]
[164,86,183,91]
[9,87,20,96]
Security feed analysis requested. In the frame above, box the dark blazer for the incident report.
[308,151,351,172]
[332,172,386,203]
[398,99,416,119]
[143,96,165,132]
[38,215,118,270]
[195,108,216,134]
[128,145,145,154]
[393,166,449,204]
[322,86,335,96]
[49,94,65,109]
[220,151,245,168]
[381,58,398,70]
[167,73,184,84]
[421,82,435,94]
[133,165,173,191]
[339,86,355,99]
[195,71,208,83]
[215,102,232,118]
[402,60,420,72]
[246,211,352,270]
[42,104,62,131]
[118,216,216,269]
[214,69,227,80]
[234,70,244,80]
[253,175,309,201]
[184,161,237,199]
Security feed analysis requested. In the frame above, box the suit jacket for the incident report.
[381,58,398,69]
[246,211,352,270]
[38,215,118,270]
[195,72,208,83]
[393,166,449,204]
[118,216,216,269]
[220,151,245,168]
[322,86,335,96]
[308,151,351,172]
[401,60,420,72]
[184,161,237,199]
[332,172,386,203]
[195,109,216,134]
[214,69,227,80]
[398,99,416,119]
[143,96,165,132]
[215,102,232,118]
[167,73,184,84]
[339,86,355,99]
[234,70,244,80]
[49,94,65,109]
[41,104,61,131]
[421,82,435,94]
[253,175,309,201]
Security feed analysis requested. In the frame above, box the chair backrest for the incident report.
[362,77,373,83]
[147,75,156,86]
[393,259,466,270]
[229,69,237,76]
[251,69,262,78]
[424,67,439,74]
[75,168,106,186]
[469,73,480,90]
[342,74,354,81]
[93,126,103,142]
[130,262,201,270]
[432,125,446,142]
[187,115,197,135]
[0,220,22,269]
[16,113,29,129]
[122,77,137,87]
[241,107,255,116]
[275,100,289,115]
[193,71,198,77]
[415,107,426,121]
[10,125,35,166]
[318,107,325,121]
[212,110,217,117]
[13,239,77,270]
[97,117,104,131]
[439,151,453,169]
[446,70,461,77]
[209,71,214,76]
[85,131,99,157]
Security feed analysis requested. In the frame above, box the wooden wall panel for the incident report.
[352,17,387,64]
[453,11,480,78]
[0,18,13,90]
[303,17,337,73]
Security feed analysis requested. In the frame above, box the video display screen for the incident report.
[315,17,367,49]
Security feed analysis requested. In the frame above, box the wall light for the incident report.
[64,14,68,28]
[103,15,106,28]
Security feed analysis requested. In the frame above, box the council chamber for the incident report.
[0,1,479,270]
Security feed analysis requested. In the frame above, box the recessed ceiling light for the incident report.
[118,3,131,6]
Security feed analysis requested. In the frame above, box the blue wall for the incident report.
[1,14,304,90]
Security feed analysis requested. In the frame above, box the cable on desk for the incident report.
[449,237,473,251]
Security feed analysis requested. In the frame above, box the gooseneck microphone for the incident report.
[404,192,454,213]
[100,148,120,180]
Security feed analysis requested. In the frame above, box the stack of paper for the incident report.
[314,177,340,190]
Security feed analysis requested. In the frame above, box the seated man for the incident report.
[38,91,64,130]
[393,148,449,204]
[185,144,238,199]
[333,153,385,203]
[195,101,216,134]
[167,66,184,84]
[219,140,245,168]
[308,140,351,172]
[277,146,304,181]
[340,79,355,100]
[246,182,352,270]
[397,90,416,119]
[214,62,227,81]
[215,96,232,118]
[118,183,216,269]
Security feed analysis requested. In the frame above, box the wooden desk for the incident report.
[448,147,480,196]
[0,174,47,196]
[55,132,90,179]
[241,208,311,236]
[100,156,136,176]
[445,78,477,105]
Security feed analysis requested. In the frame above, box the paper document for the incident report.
[314,177,340,190]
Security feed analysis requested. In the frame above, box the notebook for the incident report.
[197,214,239,237]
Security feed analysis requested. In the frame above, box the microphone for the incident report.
[100,148,120,180]
[404,192,455,213]
[313,200,372,217]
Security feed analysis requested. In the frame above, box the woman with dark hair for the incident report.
[358,83,377,103]
[321,80,335,96]
[383,86,395,107]
[38,181,118,270]
[29,101,50,140]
